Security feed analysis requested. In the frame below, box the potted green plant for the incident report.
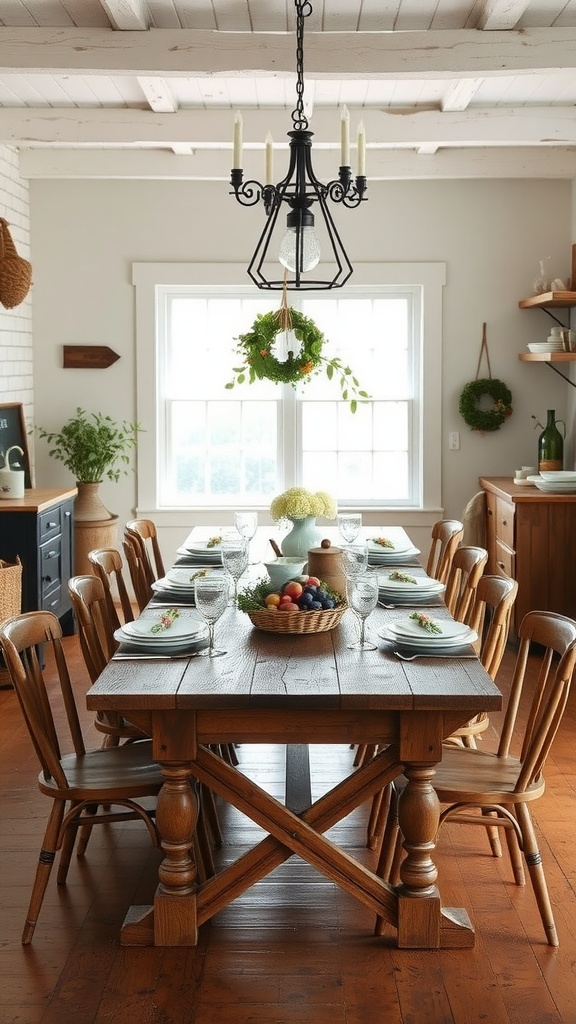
[36,409,142,573]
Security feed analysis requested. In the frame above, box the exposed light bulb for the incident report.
[279,209,321,273]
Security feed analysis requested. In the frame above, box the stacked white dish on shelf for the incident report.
[377,572,445,605]
[527,341,564,353]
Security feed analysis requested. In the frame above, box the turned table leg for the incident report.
[154,760,199,945]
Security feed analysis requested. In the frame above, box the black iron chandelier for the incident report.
[229,0,367,291]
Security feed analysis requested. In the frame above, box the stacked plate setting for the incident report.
[114,609,208,655]
[381,616,477,653]
[176,540,224,564]
[378,572,445,605]
[530,471,576,494]
[366,538,420,565]
[152,565,214,600]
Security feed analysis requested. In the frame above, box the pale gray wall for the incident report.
[29,177,571,543]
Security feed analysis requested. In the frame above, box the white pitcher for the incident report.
[0,445,25,499]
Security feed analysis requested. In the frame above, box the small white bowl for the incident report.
[264,557,307,589]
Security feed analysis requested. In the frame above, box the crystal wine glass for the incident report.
[234,511,259,562]
[347,573,379,651]
[341,543,369,581]
[221,538,249,605]
[337,512,362,545]
[193,573,229,657]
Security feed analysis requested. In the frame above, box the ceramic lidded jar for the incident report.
[306,541,346,599]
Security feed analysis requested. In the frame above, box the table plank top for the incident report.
[87,601,501,715]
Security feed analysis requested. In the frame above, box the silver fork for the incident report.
[394,650,477,661]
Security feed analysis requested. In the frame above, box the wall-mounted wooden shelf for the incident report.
[518,352,576,362]
[518,292,576,309]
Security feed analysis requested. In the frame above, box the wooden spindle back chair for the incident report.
[124,518,165,586]
[376,610,576,947]
[87,547,134,629]
[426,519,464,584]
[0,610,162,944]
[444,544,488,623]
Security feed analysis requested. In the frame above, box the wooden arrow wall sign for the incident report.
[63,345,120,369]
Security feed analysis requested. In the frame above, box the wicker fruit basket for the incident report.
[247,602,347,634]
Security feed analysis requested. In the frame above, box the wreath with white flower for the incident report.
[225,305,368,413]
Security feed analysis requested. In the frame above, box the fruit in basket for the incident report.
[238,575,343,614]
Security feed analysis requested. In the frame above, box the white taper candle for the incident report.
[233,110,243,169]
[340,105,350,167]
[357,120,366,176]
[265,131,274,185]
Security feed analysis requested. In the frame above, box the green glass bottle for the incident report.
[538,409,564,472]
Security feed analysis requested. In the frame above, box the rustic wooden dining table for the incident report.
[86,526,502,950]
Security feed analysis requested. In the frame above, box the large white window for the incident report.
[133,263,444,518]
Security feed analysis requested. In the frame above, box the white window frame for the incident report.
[132,262,445,530]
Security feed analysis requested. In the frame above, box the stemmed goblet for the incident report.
[337,512,362,545]
[341,543,369,581]
[221,537,249,605]
[193,573,230,657]
[347,573,379,651]
[234,511,258,563]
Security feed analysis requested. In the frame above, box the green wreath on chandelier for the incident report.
[225,307,368,412]
[459,378,513,433]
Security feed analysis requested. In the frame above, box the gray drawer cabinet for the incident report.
[0,487,77,633]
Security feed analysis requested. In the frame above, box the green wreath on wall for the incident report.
[459,378,513,433]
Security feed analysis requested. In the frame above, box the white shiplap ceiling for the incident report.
[1,0,576,180]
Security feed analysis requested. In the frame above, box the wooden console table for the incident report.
[480,476,576,635]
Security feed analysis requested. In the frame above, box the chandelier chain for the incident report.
[291,2,312,132]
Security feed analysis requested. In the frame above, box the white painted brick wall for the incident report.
[0,144,33,459]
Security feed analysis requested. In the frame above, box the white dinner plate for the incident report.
[176,545,223,562]
[539,471,576,480]
[366,538,414,555]
[534,481,576,493]
[185,540,224,554]
[368,546,421,563]
[377,575,445,594]
[120,610,205,641]
[113,628,208,656]
[383,617,477,647]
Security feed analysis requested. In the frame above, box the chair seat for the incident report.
[427,745,546,805]
[37,739,164,800]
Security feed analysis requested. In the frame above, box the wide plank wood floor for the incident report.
[1,635,576,1024]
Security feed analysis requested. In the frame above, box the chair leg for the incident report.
[482,809,503,858]
[22,800,65,944]
[515,802,558,946]
[201,783,223,849]
[502,803,525,886]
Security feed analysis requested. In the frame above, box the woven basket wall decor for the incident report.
[0,218,32,309]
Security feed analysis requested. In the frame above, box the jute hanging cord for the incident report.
[459,323,513,433]
[0,218,33,309]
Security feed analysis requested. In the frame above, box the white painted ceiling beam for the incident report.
[1,27,576,77]
[441,79,484,111]
[4,106,576,147]
[475,0,531,31]
[18,145,576,181]
[99,0,151,30]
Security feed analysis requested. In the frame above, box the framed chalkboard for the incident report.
[0,403,32,488]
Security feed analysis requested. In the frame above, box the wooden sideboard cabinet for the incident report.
[480,476,576,636]
[0,487,77,634]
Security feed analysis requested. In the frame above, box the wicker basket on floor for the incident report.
[247,602,347,634]
[0,557,22,687]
